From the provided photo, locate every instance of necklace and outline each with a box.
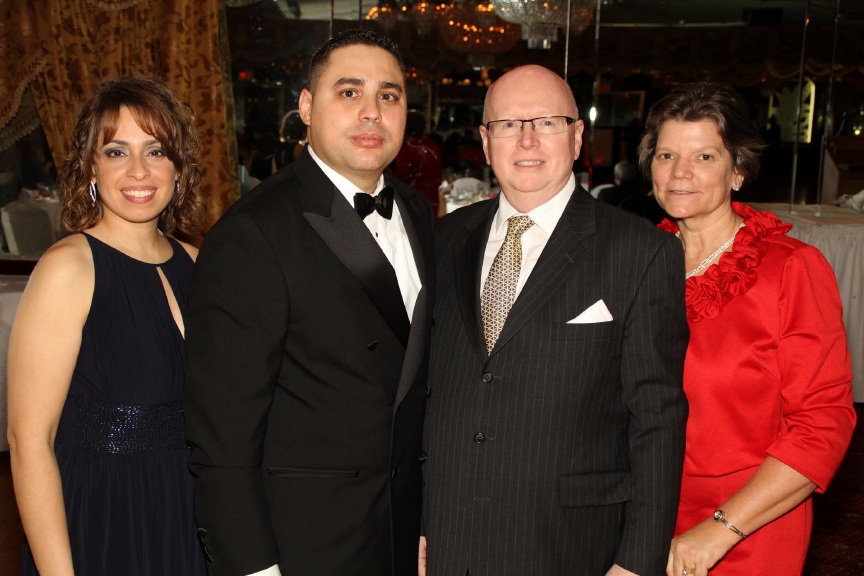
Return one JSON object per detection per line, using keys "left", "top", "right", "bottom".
{"left": 677, "top": 223, "right": 745, "bottom": 279}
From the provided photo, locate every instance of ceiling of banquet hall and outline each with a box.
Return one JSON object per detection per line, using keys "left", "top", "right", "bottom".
{"left": 285, "top": 0, "right": 864, "bottom": 24}
{"left": 229, "top": 0, "right": 864, "bottom": 87}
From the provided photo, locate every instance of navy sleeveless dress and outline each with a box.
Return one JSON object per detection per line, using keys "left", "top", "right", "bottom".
{"left": 21, "top": 233, "right": 206, "bottom": 575}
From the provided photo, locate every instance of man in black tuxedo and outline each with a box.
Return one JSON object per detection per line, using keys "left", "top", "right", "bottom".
{"left": 420, "top": 65, "right": 688, "bottom": 576}
{"left": 184, "top": 30, "right": 433, "bottom": 576}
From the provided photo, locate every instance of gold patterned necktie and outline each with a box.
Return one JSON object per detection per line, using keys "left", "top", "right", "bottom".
{"left": 481, "top": 215, "right": 535, "bottom": 355}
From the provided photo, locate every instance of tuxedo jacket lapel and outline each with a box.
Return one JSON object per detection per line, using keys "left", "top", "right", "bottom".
{"left": 303, "top": 172, "right": 410, "bottom": 349}
{"left": 392, "top": 186, "right": 433, "bottom": 410}
{"left": 490, "top": 191, "right": 597, "bottom": 356}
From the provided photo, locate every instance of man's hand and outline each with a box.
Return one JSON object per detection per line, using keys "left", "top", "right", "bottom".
{"left": 418, "top": 536, "right": 427, "bottom": 576}
{"left": 606, "top": 564, "right": 638, "bottom": 576}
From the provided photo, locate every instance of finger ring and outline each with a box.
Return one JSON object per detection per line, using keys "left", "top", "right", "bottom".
{"left": 683, "top": 569, "right": 696, "bottom": 575}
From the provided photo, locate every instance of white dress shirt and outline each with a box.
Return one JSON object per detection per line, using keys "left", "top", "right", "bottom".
{"left": 246, "top": 147, "right": 422, "bottom": 576}
{"left": 480, "top": 173, "right": 576, "bottom": 299}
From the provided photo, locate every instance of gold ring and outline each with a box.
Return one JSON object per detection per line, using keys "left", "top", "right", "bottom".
{"left": 683, "top": 569, "right": 696, "bottom": 575}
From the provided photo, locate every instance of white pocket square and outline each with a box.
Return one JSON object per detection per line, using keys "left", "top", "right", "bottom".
{"left": 567, "top": 299, "right": 613, "bottom": 324}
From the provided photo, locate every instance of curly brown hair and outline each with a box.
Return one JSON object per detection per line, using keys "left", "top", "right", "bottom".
{"left": 58, "top": 77, "right": 205, "bottom": 236}
{"left": 637, "top": 82, "right": 765, "bottom": 186}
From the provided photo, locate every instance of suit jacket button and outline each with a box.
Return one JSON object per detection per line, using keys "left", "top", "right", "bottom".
{"left": 391, "top": 467, "right": 398, "bottom": 478}
{"left": 366, "top": 340, "right": 378, "bottom": 351}
{"left": 474, "top": 432, "right": 486, "bottom": 444}
{"left": 481, "top": 372, "right": 493, "bottom": 383}
{"left": 425, "top": 386, "right": 431, "bottom": 397}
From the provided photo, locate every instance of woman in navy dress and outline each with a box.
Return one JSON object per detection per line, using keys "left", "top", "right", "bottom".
{"left": 8, "top": 78, "right": 207, "bottom": 575}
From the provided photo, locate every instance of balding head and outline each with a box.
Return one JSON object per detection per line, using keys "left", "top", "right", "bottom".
{"left": 484, "top": 65, "right": 579, "bottom": 124}
{"left": 479, "top": 65, "right": 584, "bottom": 213}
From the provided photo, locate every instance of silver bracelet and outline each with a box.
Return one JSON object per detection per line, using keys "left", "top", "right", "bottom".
{"left": 713, "top": 509, "right": 747, "bottom": 539}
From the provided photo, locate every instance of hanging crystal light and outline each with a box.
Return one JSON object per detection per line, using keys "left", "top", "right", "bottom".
{"left": 491, "top": 0, "right": 595, "bottom": 49}
{"left": 409, "top": 1, "right": 440, "bottom": 36}
{"left": 365, "top": 0, "right": 400, "bottom": 33}
{"left": 437, "top": 2, "right": 521, "bottom": 62}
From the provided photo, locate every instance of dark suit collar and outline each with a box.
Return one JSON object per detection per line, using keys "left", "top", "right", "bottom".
{"left": 490, "top": 189, "right": 596, "bottom": 355}
{"left": 300, "top": 154, "right": 411, "bottom": 349}
{"left": 390, "top": 178, "right": 433, "bottom": 410}
{"left": 454, "top": 199, "right": 498, "bottom": 363}
{"left": 389, "top": 176, "right": 429, "bottom": 302}
{"left": 456, "top": 189, "right": 597, "bottom": 361}
{"left": 295, "top": 149, "right": 433, "bottom": 409}
{"left": 306, "top": 144, "right": 391, "bottom": 207}
{"left": 293, "top": 150, "right": 432, "bottom": 411}
{"left": 292, "top": 148, "right": 337, "bottom": 216}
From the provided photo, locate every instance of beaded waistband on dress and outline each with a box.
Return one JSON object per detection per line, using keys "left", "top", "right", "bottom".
{"left": 73, "top": 395, "right": 188, "bottom": 454}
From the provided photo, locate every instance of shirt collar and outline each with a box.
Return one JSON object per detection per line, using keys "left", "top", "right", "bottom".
{"left": 493, "top": 173, "right": 576, "bottom": 235}
{"left": 308, "top": 144, "right": 385, "bottom": 205}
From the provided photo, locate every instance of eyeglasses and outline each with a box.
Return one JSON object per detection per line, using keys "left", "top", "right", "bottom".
{"left": 483, "top": 116, "right": 576, "bottom": 138}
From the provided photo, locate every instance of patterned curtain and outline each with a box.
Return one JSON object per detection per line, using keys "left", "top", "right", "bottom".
{"left": 0, "top": 0, "right": 240, "bottom": 239}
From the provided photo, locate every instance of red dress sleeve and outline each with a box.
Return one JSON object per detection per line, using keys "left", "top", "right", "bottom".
{"left": 765, "top": 243, "right": 856, "bottom": 492}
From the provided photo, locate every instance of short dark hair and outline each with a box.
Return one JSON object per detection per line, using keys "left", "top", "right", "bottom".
{"left": 59, "top": 77, "right": 205, "bottom": 236}
{"left": 307, "top": 29, "right": 405, "bottom": 93}
{"left": 637, "top": 82, "right": 764, "bottom": 185}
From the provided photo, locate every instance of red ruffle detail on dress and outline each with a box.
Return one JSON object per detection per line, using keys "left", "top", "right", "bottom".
{"left": 658, "top": 202, "right": 793, "bottom": 323}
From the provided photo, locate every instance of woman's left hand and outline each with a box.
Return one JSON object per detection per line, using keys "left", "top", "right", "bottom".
{"left": 666, "top": 517, "right": 741, "bottom": 576}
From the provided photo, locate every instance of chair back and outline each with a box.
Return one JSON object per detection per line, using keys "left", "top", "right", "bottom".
{"left": 450, "top": 177, "right": 483, "bottom": 201}
{"left": 1, "top": 199, "right": 55, "bottom": 258}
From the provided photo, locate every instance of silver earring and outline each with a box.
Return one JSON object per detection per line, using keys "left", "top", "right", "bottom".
{"left": 175, "top": 181, "right": 180, "bottom": 194}
{"left": 89, "top": 181, "right": 97, "bottom": 206}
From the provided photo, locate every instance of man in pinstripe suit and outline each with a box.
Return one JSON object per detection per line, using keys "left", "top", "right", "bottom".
{"left": 420, "top": 65, "right": 689, "bottom": 576}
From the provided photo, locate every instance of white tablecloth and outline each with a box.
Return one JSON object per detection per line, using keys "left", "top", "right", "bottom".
{"left": 33, "top": 197, "right": 61, "bottom": 236}
{"left": 749, "top": 203, "right": 864, "bottom": 401}
{"left": 0, "top": 275, "right": 29, "bottom": 451}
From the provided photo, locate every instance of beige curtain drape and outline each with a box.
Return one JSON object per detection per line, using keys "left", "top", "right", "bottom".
{"left": 0, "top": 0, "right": 240, "bottom": 239}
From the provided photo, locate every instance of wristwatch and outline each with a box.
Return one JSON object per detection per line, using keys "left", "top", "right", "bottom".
{"left": 713, "top": 509, "right": 747, "bottom": 539}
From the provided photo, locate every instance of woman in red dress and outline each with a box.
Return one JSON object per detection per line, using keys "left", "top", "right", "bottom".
{"left": 638, "top": 82, "right": 856, "bottom": 576}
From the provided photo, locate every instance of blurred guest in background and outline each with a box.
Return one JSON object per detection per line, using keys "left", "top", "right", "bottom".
{"left": 273, "top": 109, "right": 307, "bottom": 170}
{"left": 599, "top": 160, "right": 668, "bottom": 224}
{"left": 242, "top": 128, "right": 276, "bottom": 181}
{"left": 0, "top": 147, "right": 20, "bottom": 208}
{"left": 8, "top": 77, "right": 206, "bottom": 575}
{"left": 391, "top": 109, "right": 442, "bottom": 216}
{"left": 456, "top": 128, "right": 486, "bottom": 177}
{"left": 17, "top": 132, "right": 57, "bottom": 190}
{"left": 639, "top": 81, "right": 856, "bottom": 576}
{"left": 597, "top": 160, "right": 641, "bottom": 206}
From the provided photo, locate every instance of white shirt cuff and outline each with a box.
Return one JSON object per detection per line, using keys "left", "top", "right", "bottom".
{"left": 246, "top": 565, "right": 281, "bottom": 576}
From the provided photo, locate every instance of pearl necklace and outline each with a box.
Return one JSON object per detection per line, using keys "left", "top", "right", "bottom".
{"left": 677, "top": 223, "right": 745, "bottom": 279}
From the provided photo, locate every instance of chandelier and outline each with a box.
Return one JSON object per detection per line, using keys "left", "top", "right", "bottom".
{"left": 365, "top": 0, "right": 400, "bottom": 32}
{"left": 409, "top": 1, "right": 441, "bottom": 36}
{"left": 491, "top": 0, "right": 595, "bottom": 49}
{"left": 437, "top": 2, "right": 521, "bottom": 61}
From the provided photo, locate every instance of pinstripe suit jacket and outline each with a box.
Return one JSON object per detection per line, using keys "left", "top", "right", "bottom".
{"left": 423, "top": 188, "right": 689, "bottom": 576}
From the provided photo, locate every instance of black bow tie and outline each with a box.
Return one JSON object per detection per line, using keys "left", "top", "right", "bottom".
{"left": 354, "top": 186, "right": 394, "bottom": 220}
